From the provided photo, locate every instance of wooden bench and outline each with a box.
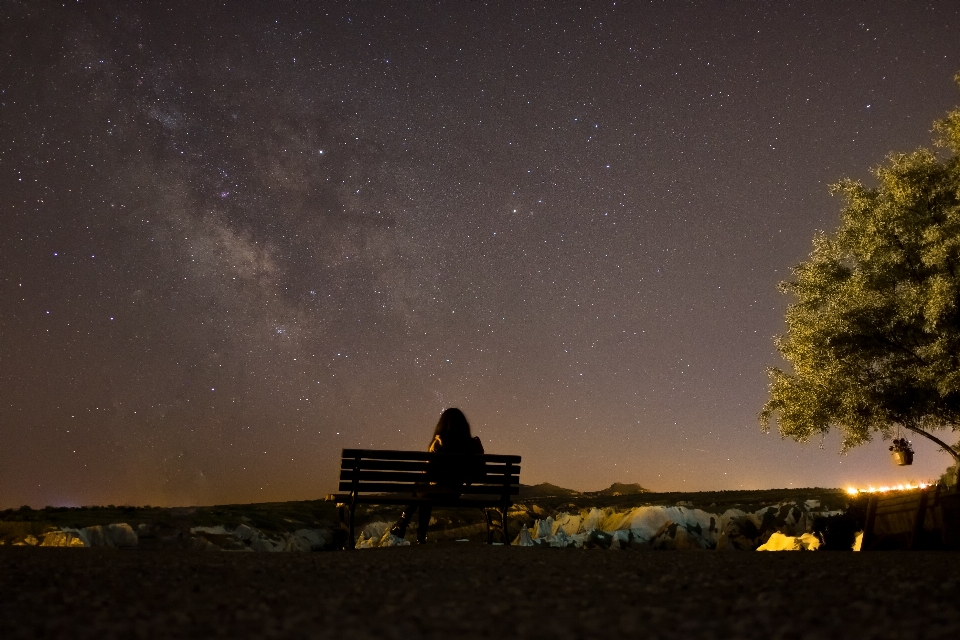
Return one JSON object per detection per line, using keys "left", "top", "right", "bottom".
{"left": 334, "top": 448, "right": 521, "bottom": 549}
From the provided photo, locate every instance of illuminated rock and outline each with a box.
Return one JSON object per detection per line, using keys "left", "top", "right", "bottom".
{"left": 516, "top": 500, "right": 841, "bottom": 550}
{"left": 551, "top": 512, "right": 581, "bottom": 536}
{"left": 756, "top": 532, "right": 821, "bottom": 551}
{"left": 39, "top": 531, "right": 85, "bottom": 547}
{"left": 354, "top": 522, "right": 409, "bottom": 549}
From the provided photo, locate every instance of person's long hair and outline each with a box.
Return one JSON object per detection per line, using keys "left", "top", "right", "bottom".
{"left": 432, "top": 408, "right": 471, "bottom": 446}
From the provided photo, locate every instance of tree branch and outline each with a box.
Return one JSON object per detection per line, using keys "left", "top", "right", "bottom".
{"left": 901, "top": 423, "right": 960, "bottom": 465}
{"left": 878, "top": 335, "right": 929, "bottom": 367}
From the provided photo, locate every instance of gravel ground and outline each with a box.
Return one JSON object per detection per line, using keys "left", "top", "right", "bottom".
{"left": 2, "top": 545, "right": 959, "bottom": 639}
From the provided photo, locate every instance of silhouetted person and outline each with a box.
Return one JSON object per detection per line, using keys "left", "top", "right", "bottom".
{"left": 390, "top": 407, "right": 484, "bottom": 543}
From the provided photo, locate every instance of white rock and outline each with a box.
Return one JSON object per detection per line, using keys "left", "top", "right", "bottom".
{"left": 74, "top": 523, "right": 137, "bottom": 548}
{"left": 188, "top": 536, "right": 220, "bottom": 551}
{"left": 610, "top": 530, "right": 630, "bottom": 550}
{"left": 290, "top": 528, "right": 330, "bottom": 551}
{"left": 83, "top": 526, "right": 106, "bottom": 547}
{"left": 105, "top": 523, "right": 138, "bottom": 547}
{"left": 232, "top": 524, "right": 260, "bottom": 541}
{"left": 377, "top": 530, "right": 410, "bottom": 547}
{"left": 512, "top": 525, "right": 535, "bottom": 546}
{"left": 549, "top": 528, "right": 570, "bottom": 548}
{"left": 283, "top": 534, "right": 312, "bottom": 552}
{"left": 533, "top": 517, "right": 553, "bottom": 540}
{"left": 250, "top": 536, "right": 284, "bottom": 552}
{"left": 191, "top": 526, "right": 229, "bottom": 536}
{"left": 360, "top": 521, "right": 390, "bottom": 541}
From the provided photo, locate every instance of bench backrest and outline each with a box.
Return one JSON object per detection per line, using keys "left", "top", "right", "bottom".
{"left": 339, "top": 449, "right": 521, "bottom": 500}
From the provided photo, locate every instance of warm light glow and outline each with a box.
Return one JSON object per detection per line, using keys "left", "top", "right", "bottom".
{"left": 845, "top": 482, "right": 929, "bottom": 495}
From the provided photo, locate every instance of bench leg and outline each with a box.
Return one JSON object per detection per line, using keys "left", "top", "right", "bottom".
{"left": 484, "top": 509, "right": 495, "bottom": 544}
{"left": 483, "top": 507, "right": 510, "bottom": 545}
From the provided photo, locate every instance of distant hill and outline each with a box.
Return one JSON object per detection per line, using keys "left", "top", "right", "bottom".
{"left": 586, "top": 482, "right": 649, "bottom": 497}
{"left": 517, "top": 482, "right": 649, "bottom": 499}
{"left": 517, "top": 483, "right": 582, "bottom": 499}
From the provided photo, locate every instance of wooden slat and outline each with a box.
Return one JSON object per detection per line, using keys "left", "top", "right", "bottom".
{"left": 333, "top": 495, "right": 511, "bottom": 507}
{"left": 875, "top": 498, "right": 926, "bottom": 514}
{"left": 876, "top": 505, "right": 923, "bottom": 515}
{"left": 340, "top": 470, "right": 520, "bottom": 484}
{"left": 341, "top": 459, "right": 431, "bottom": 472}
{"left": 340, "top": 459, "right": 520, "bottom": 474}
{"left": 435, "top": 487, "right": 517, "bottom": 496}
{"left": 874, "top": 492, "right": 925, "bottom": 508}
{"left": 337, "top": 482, "right": 519, "bottom": 494}
{"left": 338, "top": 481, "right": 519, "bottom": 495}
{"left": 341, "top": 448, "right": 521, "bottom": 464}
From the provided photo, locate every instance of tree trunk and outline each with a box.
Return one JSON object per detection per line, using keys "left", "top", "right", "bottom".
{"left": 902, "top": 424, "right": 960, "bottom": 487}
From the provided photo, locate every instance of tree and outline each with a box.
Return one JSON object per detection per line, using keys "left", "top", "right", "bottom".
{"left": 761, "top": 73, "right": 960, "bottom": 482}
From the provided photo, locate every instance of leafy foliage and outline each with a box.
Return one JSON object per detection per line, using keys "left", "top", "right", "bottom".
{"left": 762, "top": 73, "right": 960, "bottom": 464}
{"left": 940, "top": 459, "right": 959, "bottom": 488}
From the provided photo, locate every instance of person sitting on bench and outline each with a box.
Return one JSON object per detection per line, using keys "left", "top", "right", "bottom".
{"left": 390, "top": 407, "right": 484, "bottom": 543}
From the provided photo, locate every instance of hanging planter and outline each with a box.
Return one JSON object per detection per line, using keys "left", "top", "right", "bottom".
{"left": 890, "top": 438, "right": 914, "bottom": 466}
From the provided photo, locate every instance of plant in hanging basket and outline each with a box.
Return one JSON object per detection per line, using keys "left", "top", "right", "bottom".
{"left": 889, "top": 437, "right": 914, "bottom": 466}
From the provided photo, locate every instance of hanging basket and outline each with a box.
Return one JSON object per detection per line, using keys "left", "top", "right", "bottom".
{"left": 892, "top": 450, "right": 914, "bottom": 466}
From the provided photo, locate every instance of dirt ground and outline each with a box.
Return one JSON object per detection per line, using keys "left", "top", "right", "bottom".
{"left": 2, "top": 545, "right": 959, "bottom": 639}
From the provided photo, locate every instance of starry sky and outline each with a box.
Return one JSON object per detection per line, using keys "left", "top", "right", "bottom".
{"left": 2, "top": 1, "right": 960, "bottom": 509}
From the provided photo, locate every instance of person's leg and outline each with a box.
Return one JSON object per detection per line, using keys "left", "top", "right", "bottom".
{"left": 390, "top": 504, "right": 418, "bottom": 538}
{"left": 417, "top": 503, "right": 432, "bottom": 544}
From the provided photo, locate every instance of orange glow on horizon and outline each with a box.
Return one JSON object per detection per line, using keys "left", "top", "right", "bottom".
{"left": 845, "top": 482, "right": 929, "bottom": 495}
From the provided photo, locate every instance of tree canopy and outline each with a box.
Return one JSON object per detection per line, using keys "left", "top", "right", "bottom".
{"left": 761, "top": 73, "right": 960, "bottom": 470}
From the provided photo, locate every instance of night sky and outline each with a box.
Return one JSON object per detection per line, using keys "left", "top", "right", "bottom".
{"left": 3, "top": 2, "right": 960, "bottom": 509}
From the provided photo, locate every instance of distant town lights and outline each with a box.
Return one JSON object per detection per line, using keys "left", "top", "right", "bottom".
{"left": 846, "top": 482, "right": 928, "bottom": 495}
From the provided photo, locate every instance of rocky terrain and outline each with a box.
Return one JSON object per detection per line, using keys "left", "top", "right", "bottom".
{"left": 1, "top": 486, "right": 860, "bottom": 551}
{"left": 358, "top": 486, "right": 859, "bottom": 550}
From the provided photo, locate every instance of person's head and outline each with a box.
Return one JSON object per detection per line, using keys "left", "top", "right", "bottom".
{"left": 433, "top": 407, "right": 471, "bottom": 443}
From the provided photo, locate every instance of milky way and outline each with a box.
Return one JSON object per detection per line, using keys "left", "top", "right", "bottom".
{"left": 3, "top": 1, "right": 960, "bottom": 508}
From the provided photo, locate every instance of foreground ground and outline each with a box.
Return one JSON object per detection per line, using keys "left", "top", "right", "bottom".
{"left": 2, "top": 545, "right": 959, "bottom": 639}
